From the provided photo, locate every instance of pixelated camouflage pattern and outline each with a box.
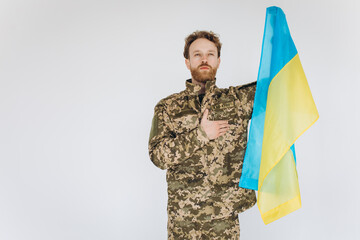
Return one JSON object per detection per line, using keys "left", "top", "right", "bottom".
{"left": 168, "top": 213, "right": 240, "bottom": 240}
{"left": 149, "top": 79, "right": 257, "bottom": 224}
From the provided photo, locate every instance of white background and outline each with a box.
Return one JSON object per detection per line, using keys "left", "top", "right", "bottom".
{"left": 1, "top": 0, "right": 359, "bottom": 239}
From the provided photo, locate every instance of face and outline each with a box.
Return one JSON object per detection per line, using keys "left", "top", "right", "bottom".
{"left": 185, "top": 38, "right": 221, "bottom": 83}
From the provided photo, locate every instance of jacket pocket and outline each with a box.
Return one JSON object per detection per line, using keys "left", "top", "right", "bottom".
{"left": 210, "top": 101, "right": 237, "bottom": 124}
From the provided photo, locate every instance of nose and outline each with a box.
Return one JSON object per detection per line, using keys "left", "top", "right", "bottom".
{"left": 201, "top": 56, "right": 208, "bottom": 63}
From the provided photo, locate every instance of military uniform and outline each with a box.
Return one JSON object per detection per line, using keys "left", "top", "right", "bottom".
{"left": 148, "top": 79, "right": 257, "bottom": 239}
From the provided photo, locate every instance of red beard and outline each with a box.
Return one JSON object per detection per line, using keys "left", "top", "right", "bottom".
{"left": 190, "top": 64, "right": 218, "bottom": 83}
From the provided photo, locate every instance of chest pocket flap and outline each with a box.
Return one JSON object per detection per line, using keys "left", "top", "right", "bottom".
{"left": 210, "top": 100, "right": 238, "bottom": 124}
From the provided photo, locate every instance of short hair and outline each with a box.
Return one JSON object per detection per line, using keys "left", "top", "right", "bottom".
{"left": 183, "top": 30, "right": 222, "bottom": 59}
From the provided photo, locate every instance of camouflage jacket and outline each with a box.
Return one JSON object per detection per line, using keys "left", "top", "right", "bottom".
{"left": 148, "top": 79, "right": 257, "bottom": 222}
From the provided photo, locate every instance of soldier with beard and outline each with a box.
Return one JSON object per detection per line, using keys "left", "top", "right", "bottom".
{"left": 148, "top": 31, "right": 257, "bottom": 240}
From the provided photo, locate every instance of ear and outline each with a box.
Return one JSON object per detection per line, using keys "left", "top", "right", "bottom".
{"left": 217, "top": 57, "right": 221, "bottom": 68}
{"left": 185, "top": 58, "right": 191, "bottom": 70}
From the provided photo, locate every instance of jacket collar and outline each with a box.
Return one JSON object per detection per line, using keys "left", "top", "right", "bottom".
{"left": 185, "top": 78, "right": 219, "bottom": 95}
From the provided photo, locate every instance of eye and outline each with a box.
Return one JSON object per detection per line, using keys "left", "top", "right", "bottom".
{"left": 194, "top": 53, "right": 200, "bottom": 56}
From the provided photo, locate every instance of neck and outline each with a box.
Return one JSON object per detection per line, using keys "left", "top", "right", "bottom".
{"left": 191, "top": 78, "right": 206, "bottom": 94}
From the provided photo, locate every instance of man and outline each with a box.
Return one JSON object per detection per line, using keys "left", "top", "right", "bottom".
{"left": 148, "top": 31, "right": 256, "bottom": 240}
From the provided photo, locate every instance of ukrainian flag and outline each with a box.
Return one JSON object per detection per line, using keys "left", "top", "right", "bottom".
{"left": 239, "top": 6, "right": 319, "bottom": 224}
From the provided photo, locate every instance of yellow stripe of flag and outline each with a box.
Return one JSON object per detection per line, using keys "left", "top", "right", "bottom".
{"left": 258, "top": 54, "right": 319, "bottom": 224}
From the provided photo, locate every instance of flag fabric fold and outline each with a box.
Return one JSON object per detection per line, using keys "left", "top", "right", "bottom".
{"left": 239, "top": 6, "right": 319, "bottom": 224}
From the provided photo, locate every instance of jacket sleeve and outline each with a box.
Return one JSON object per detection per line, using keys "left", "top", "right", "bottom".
{"left": 233, "top": 81, "right": 257, "bottom": 119}
{"left": 148, "top": 102, "right": 210, "bottom": 170}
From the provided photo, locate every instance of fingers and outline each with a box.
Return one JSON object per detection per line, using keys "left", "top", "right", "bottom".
{"left": 218, "top": 130, "right": 228, "bottom": 137}
{"left": 218, "top": 122, "right": 229, "bottom": 127}
{"left": 216, "top": 120, "right": 229, "bottom": 124}
{"left": 218, "top": 126, "right": 229, "bottom": 133}
{"left": 218, "top": 127, "right": 229, "bottom": 133}
{"left": 217, "top": 123, "right": 230, "bottom": 136}
{"left": 216, "top": 121, "right": 229, "bottom": 133}
{"left": 218, "top": 131, "right": 227, "bottom": 137}
{"left": 217, "top": 122, "right": 229, "bottom": 128}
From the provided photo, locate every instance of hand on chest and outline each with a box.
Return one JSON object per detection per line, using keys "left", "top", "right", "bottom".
{"left": 170, "top": 94, "right": 246, "bottom": 135}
